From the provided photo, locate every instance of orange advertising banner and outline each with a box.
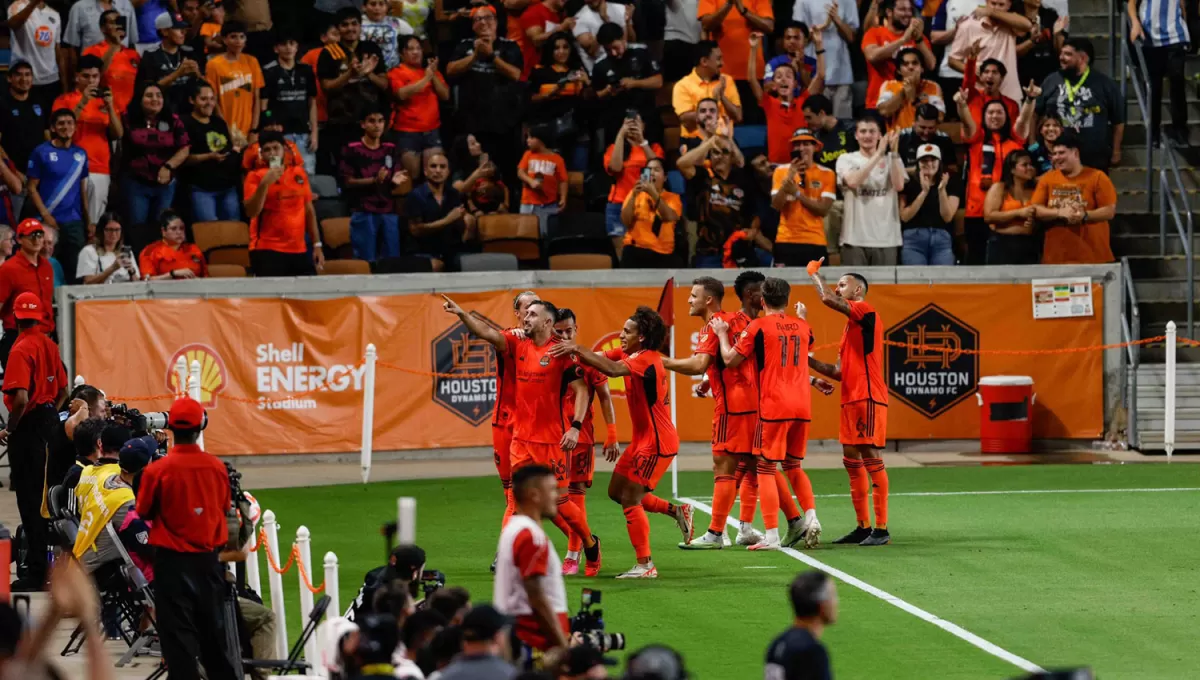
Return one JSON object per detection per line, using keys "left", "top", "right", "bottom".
{"left": 74, "top": 283, "right": 1104, "bottom": 456}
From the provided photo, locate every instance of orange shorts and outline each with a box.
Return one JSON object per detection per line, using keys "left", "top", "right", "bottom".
{"left": 754, "top": 420, "right": 810, "bottom": 461}
{"left": 840, "top": 400, "right": 887, "bottom": 448}
{"left": 510, "top": 439, "right": 569, "bottom": 486}
{"left": 568, "top": 443, "right": 594, "bottom": 486}
{"left": 492, "top": 424, "right": 513, "bottom": 481}
{"left": 713, "top": 412, "right": 756, "bottom": 455}
{"left": 613, "top": 446, "right": 677, "bottom": 491}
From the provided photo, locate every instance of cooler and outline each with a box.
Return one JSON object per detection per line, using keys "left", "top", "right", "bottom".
{"left": 976, "top": 376, "right": 1035, "bottom": 454}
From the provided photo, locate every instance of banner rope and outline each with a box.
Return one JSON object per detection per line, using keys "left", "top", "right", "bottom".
{"left": 257, "top": 528, "right": 325, "bottom": 594}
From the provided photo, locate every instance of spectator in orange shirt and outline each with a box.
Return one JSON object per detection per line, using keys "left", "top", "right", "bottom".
{"left": 205, "top": 20, "right": 264, "bottom": 142}
{"left": 861, "top": 0, "right": 935, "bottom": 109}
{"left": 244, "top": 131, "right": 325, "bottom": 277}
{"left": 876, "top": 47, "right": 944, "bottom": 130}
{"left": 240, "top": 114, "right": 303, "bottom": 172}
{"left": 604, "top": 115, "right": 663, "bottom": 255}
{"left": 698, "top": 0, "right": 774, "bottom": 88}
{"left": 620, "top": 157, "right": 682, "bottom": 268}
{"left": 770, "top": 128, "right": 836, "bottom": 266}
{"left": 199, "top": 0, "right": 225, "bottom": 54}
{"left": 138, "top": 210, "right": 208, "bottom": 279}
{"left": 748, "top": 31, "right": 824, "bottom": 165}
{"left": 516, "top": 125, "right": 568, "bottom": 238}
{"left": 673, "top": 40, "right": 742, "bottom": 141}
{"left": 1031, "top": 131, "right": 1116, "bottom": 265}
{"left": 53, "top": 55, "right": 123, "bottom": 230}
{"left": 301, "top": 20, "right": 341, "bottom": 134}
{"left": 82, "top": 10, "right": 140, "bottom": 115}
{"left": 388, "top": 34, "right": 449, "bottom": 180}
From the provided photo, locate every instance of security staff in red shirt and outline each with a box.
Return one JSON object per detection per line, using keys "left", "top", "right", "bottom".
{"left": 135, "top": 396, "right": 237, "bottom": 680}
{"left": 0, "top": 292, "right": 68, "bottom": 591}
{"left": 0, "top": 219, "right": 55, "bottom": 367}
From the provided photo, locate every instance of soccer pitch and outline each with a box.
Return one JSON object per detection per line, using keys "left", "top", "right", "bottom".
{"left": 253, "top": 463, "right": 1200, "bottom": 679}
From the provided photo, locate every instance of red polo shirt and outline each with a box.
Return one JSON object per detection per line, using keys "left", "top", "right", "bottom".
{"left": 0, "top": 254, "right": 55, "bottom": 332}
{"left": 135, "top": 443, "right": 231, "bottom": 553}
{"left": 1, "top": 330, "right": 66, "bottom": 411}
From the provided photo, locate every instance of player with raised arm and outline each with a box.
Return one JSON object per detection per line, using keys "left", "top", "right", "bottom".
{"left": 553, "top": 307, "right": 620, "bottom": 576}
{"left": 443, "top": 295, "right": 605, "bottom": 575}
{"left": 712, "top": 277, "right": 833, "bottom": 551}
{"left": 496, "top": 291, "right": 540, "bottom": 528}
{"left": 806, "top": 260, "right": 891, "bottom": 546}
{"left": 550, "top": 306, "right": 691, "bottom": 579}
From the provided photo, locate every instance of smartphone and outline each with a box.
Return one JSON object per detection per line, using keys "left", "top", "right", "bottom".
{"left": 269, "top": 156, "right": 283, "bottom": 170}
{"left": 640, "top": 167, "right": 652, "bottom": 182}
{"left": 625, "top": 108, "right": 639, "bottom": 120}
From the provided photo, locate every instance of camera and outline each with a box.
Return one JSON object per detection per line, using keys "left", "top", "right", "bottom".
{"left": 420, "top": 569, "right": 445, "bottom": 599}
{"left": 109, "top": 403, "right": 169, "bottom": 437}
{"left": 569, "top": 589, "right": 625, "bottom": 652}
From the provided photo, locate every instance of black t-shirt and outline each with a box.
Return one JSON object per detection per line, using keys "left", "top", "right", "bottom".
{"left": 316, "top": 40, "right": 388, "bottom": 127}
{"left": 765, "top": 627, "right": 832, "bottom": 680}
{"left": 901, "top": 174, "right": 962, "bottom": 231}
{"left": 591, "top": 45, "right": 660, "bottom": 122}
{"left": 136, "top": 45, "right": 207, "bottom": 114}
{"left": 686, "top": 165, "right": 756, "bottom": 257}
{"left": 449, "top": 37, "right": 525, "bottom": 132}
{"left": 898, "top": 129, "right": 957, "bottom": 172}
{"left": 528, "top": 65, "right": 585, "bottom": 123}
{"left": 813, "top": 120, "right": 857, "bottom": 169}
{"left": 0, "top": 92, "right": 48, "bottom": 172}
{"left": 181, "top": 114, "right": 242, "bottom": 192}
{"left": 261, "top": 62, "right": 318, "bottom": 135}
{"left": 1015, "top": 7, "right": 1060, "bottom": 89}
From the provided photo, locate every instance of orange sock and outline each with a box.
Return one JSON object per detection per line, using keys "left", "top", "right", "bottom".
{"left": 502, "top": 485, "right": 514, "bottom": 528}
{"left": 843, "top": 456, "right": 870, "bottom": 528}
{"left": 567, "top": 489, "right": 587, "bottom": 553}
{"left": 709, "top": 475, "right": 737, "bottom": 533}
{"left": 776, "top": 469, "right": 800, "bottom": 522}
{"left": 623, "top": 505, "right": 652, "bottom": 561}
{"left": 736, "top": 464, "right": 758, "bottom": 523}
{"left": 554, "top": 493, "right": 593, "bottom": 547}
{"left": 863, "top": 457, "right": 889, "bottom": 530}
{"left": 756, "top": 459, "right": 780, "bottom": 530}
{"left": 641, "top": 493, "right": 672, "bottom": 515}
{"left": 782, "top": 460, "right": 816, "bottom": 513}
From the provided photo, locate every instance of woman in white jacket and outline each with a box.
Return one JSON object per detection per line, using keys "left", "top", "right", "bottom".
{"left": 76, "top": 212, "right": 140, "bottom": 284}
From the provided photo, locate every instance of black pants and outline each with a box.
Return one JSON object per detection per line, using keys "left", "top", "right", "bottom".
{"left": 963, "top": 217, "right": 989, "bottom": 265}
{"left": 621, "top": 244, "right": 680, "bottom": 269}
{"left": 774, "top": 242, "right": 828, "bottom": 268}
{"left": 0, "top": 327, "right": 17, "bottom": 369}
{"left": 986, "top": 233, "right": 1041, "bottom": 265}
{"left": 250, "top": 250, "right": 315, "bottom": 278}
{"left": 1144, "top": 43, "right": 1189, "bottom": 142}
{"left": 154, "top": 549, "right": 238, "bottom": 680}
{"left": 10, "top": 404, "right": 58, "bottom": 583}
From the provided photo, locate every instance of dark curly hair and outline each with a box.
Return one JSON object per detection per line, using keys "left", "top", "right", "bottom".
{"left": 631, "top": 306, "right": 667, "bottom": 352}
{"left": 734, "top": 270, "right": 766, "bottom": 301}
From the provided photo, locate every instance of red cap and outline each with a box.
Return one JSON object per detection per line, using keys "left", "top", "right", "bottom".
{"left": 12, "top": 292, "right": 42, "bottom": 321}
{"left": 469, "top": 5, "right": 496, "bottom": 18}
{"left": 16, "top": 218, "right": 44, "bottom": 238}
{"left": 168, "top": 396, "right": 206, "bottom": 430}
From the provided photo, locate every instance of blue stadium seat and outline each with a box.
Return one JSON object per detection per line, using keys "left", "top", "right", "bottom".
{"left": 667, "top": 170, "right": 686, "bottom": 196}
{"left": 734, "top": 125, "right": 767, "bottom": 151}
{"left": 568, "top": 143, "right": 589, "bottom": 172}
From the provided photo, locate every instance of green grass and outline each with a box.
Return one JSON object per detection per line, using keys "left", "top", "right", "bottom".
{"left": 252, "top": 464, "right": 1200, "bottom": 679}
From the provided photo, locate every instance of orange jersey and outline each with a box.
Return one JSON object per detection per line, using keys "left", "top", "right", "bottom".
{"left": 772, "top": 164, "right": 836, "bottom": 245}
{"left": 734, "top": 312, "right": 814, "bottom": 421}
{"left": 301, "top": 47, "right": 328, "bottom": 123}
{"left": 605, "top": 348, "right": 680, "bottom": 455}
{"left": 562, "top": 365, "right": 607, "bottom": 446}
{"left": 838, "top": 299, "right": 887, "bottom": 405}
{"left": 695, "top": 310, "right": 757, "bottom": 415}
{"left": 82, "top": 42, "right": 140, "bottom": 114}
{"left": 504, "top": 334, "right": 582, "bottom": 445}
{"left": 52, "top": 92, "right": 112, "bottom": 174}
{"left": 493, "top": 327, "right": 521, "bottom": 427}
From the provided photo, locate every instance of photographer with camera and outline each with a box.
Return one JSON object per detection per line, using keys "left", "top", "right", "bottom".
{"left": 50, "top": 384, "right": 108, "bottom": 486}
{"left": 135, "top": 395, "right": 238, "bottom": 680}
{"left": 437, "top": 604, "right": 518, "bottom": 680}
{"left": 558, "top": 646, "right": 615, "bottom": 679}
{"left": 349, "top": 543, "right": 428, "bottom": 622}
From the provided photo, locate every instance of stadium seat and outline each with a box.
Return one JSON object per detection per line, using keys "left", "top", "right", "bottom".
{"left": 939, "top": 122, "right": 963, "bottom": 142}
{"left": 320, "top": 259, "right": 371, "bottom": 275}
{"left": 310, "top": 174, "right": 340, "bottom": 199}
{"left": 314, "top": 197, "right": 350, "bottom": 222}
{"left": 664, "top": 126, "right": 681, "bottom": 153}
{"left": 549, "top": 253, "right": 612, "bottom": 270}
{"left": 547, "top": 212, "right": 614, "bottom": 260}
{"left": 567, "top": 171, "right": 585, "bottom": 212}
{"left": 319, "top": 217, "right": 354, "bottom": 259}
{"left": 733, "top": 125, "right": 767, "bottom": 152}
{"left": 459, "top": 252, "right": 519, "bottom": 272}
{"left": 479, "top": 214, "right": 540, "bottom": 263}
{"left": 192, "top": 221, "right": 251, "bottom": 267}
{"left": 376, "top": 256, "right": 434, "bottom": 274}
{"left": 666, "top": 170, "right": 686, "bottom": 196}
{"left": 207, "top": 264, "right": 248, "bottom": 278}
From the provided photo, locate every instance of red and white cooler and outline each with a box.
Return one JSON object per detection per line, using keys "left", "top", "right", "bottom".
{"left": 976, "top": 376, "right": 1035, "bottom": 454}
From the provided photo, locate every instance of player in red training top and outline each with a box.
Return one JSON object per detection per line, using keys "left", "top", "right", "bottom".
{"left": 807, "top": 260, "right": 891, "bottom": 546}
{"left": 713, "top": 277, "right": 834, "bottom": 550}
{"left": 552, "top": 307, "right": 619, "bottom": 576}
{"left": 443, "top": 295, "right": 604, "bottom": 574}
{"left": 494, "top": 290, "right": 540, "bottom": 530}
{"left": 551, "top": 306, "right": 691, "bottom": 579}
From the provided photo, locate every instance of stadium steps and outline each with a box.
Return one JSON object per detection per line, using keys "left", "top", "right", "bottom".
{"left": 1134, "top": 364, "right": 1200, "bottom": 450}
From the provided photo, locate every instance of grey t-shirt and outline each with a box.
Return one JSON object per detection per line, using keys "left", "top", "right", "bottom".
{"left": 1036, "top": 69, "right": 1125, "bottom": 168}
{"left": 437, "top": 654, "right": 517, "bottom": 680}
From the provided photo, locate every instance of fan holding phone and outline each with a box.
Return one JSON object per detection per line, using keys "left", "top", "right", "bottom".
{"left": 75, "top": 212, "right": 141, "bottom": 284}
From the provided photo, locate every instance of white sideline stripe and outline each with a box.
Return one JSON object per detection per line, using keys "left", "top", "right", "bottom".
{"left": 686, "top": 487, "right": 1200, "bottom": 502}
{"left": 679, "top": 496, "right": 1046, "bottom": 675}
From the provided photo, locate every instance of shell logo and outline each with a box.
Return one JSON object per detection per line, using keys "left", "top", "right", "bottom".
{"left": 591, "top": 331, "right": 626, "bottom": 398}
{"left": 165, "top": 344, "right": 228, "bottom": 407}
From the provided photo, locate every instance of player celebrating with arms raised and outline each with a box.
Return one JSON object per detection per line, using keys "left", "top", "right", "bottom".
{"left": 806, "top": 261, "right": 891, "bottom": 546}
{"left": 495, "top": 291, "right": 540, "bottom": 529}
{"left": 443, "top": 295, "right": 605, "bottom": 574}
{"left": 550, "top": 306, "right": 692, "bottom": 579}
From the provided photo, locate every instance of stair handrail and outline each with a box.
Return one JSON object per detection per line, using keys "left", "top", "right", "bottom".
{"left": 1121, "top": 256, "right": 1140, "bottom": 446}
{"left": 1122, "top": 15, "right": 1195, "bottom": 338}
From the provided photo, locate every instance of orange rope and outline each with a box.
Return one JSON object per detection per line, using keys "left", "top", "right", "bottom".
{"left": 257, "top": 528, "right": 325, "bottom": 594}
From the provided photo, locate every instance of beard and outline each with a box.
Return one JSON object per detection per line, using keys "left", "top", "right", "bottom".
{"left": 1059, "top": 64, "right": 1081, "bottom": 79}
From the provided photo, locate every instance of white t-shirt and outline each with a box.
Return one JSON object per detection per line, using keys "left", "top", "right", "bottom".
{"left": 836, "top": 151, "right": 902, "bottom": 248}
{"left": 665, "top": 0, "right": 701, "bottom": 44}
{"left": 494, "top": 515, "right": 566, "bottom": 630}
{"left": 362, "top": 16, "right": 415, "bottom": 70}
{"left": 574, "top": 2, "right": 629, "bottom": 74}
{"left": 937, "top": 0, "right": 978, "bottom": 78}
{"left": 8, "top": 1, "right": 62, "bottom": 86}
{"left": 76, "top": 244, "right": 140, "bottom": 283}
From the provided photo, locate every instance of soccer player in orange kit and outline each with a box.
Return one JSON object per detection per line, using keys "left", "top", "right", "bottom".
{"left": 444, "top": 294, "right": 604, "bottom": 575}
{"left": 806, "top": 259, "right": 891, "bottom": 546}
{"left": 712, "top": 277, "right": 834, "bottom": 550}
{"left": 550, "top": 306, "right": 692, "bottom": 579}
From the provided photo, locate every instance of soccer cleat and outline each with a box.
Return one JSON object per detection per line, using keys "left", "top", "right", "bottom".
{"left": 803, "top": 517, "right": 822, "bottom": 550}
{"left": 615, "top": 562, "right": 658, "bottom": 579}
{"left": 490, "top": 554, "right": 497, "bottom": 573}
{"left": 584, "top": 535, "right": 602, "bottom": 577}
{"left": 673, "top": 503, "right": 694, "bottom": 544}
{"left": 722, "top": 533, "right": 732, "bottom": 547}
{"left": 859, "top": 528, "right": 891, "bottom": 546}
{"left": 747, "top": 539, "right": 781, "bottom": 551}
{"left": 833, "top": 527, "right": 873, "bottom": 545}
{"left": 782, "top": 517, "right": 807, "bottom": 548}
{"left": 562, "top": 557, "right": 579, "bottom": 575}
{"left": 679, "top": 530, "right": 724, "bottom": 550}
{"left": 736, "top": 524, "right": 765, "bottom": 546}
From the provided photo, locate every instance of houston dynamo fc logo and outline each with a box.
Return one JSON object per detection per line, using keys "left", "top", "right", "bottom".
{"left": 432, "top": 313, "right": 501, "bottom": 425}
{"left": 591, "top": 331, "right": 626, "bottom": 398}
{"left": 166, "top": 344, "right": 228, "bottom": 407}
{"left": 885, "top": 304, "right": 979, "bottom": 419}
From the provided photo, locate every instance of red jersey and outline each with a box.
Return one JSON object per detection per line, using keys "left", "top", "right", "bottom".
{"left": 839, "top": 300, "right": 888, "bottom": 405}
{"left": 492, "top": 327, "right": 521, "bottom": 428}
{"left": 561, "top": 365, "right": 607, "bottom": 446}
{"left": 135, "top": 443, "right": 232, "bottom": 553}
{"left": 695, "top": 310, "right": 758, "bottom": 416}
{"left": 503, "top": 334, "right": 582, "bottom": 444}
{"left": 605, "top": 348, "right": 680, "bottom": 455}
{"left": 1, "top": 330, "right": 65, "bottom": 411}
{"left": 0, "top": 254, "right": 55, "bottom": 332}
{"left": 734, "top": 312, "right": 814, "bottom": 421}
